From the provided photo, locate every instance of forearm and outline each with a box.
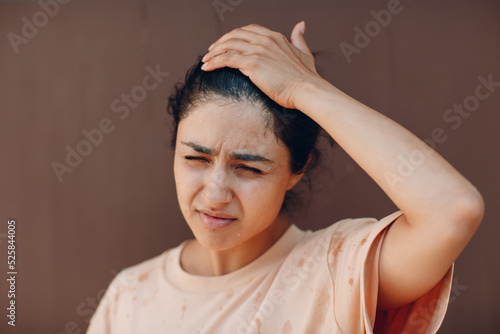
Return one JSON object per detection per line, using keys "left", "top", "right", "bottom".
{"left": 296, "top": 78, "right": 484, "bottom": 228}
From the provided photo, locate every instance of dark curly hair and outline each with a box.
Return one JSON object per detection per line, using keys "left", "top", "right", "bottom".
{"left": 166, "top": 55, "right": 331, "bottom": 214}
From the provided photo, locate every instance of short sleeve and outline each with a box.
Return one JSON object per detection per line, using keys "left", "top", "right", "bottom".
{"left": 327, "top": 211, "right": 454, "bottom": 334}
{"left": 86, "top": 270, "right": 127, "bottom": 334}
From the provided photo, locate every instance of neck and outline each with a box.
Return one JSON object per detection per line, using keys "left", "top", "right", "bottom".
{"left": 182, "top": 212, "right": 291, "bottom": 276}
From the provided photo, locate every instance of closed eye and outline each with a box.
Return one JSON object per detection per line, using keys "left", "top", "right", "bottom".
{"left": 184, "top": 156, "right": 208, "bottom": 162}
{"left": 237, "top": 165, "right": 262, "bottom": 174}
{"left": 184, "top": 156, "right": 262, "bottom": 174}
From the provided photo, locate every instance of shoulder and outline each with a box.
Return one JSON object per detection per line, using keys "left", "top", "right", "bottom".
{"left": 122, "top": 250, "right": 168, "bottom": 277}
{"left": 296, "top": 211, "right": 403, "bottom": 249}
{"left": 104, "top": 246, "right": 180, "bottom": 296}
{"left": 285, "top": 211, "right": 403, "bottom": 280}
{"left": 88, "top": 246, "right": 182, "bottom": 332}
{"left": 121, "top": 245, "right": 182, "bottom": 285}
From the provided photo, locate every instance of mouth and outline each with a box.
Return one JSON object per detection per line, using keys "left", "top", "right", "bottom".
{"left": 197, "top": 210, "right": 237, "bottom": 230}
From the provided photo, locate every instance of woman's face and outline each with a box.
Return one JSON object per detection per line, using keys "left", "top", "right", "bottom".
{"left": 173, "top": 99, "right": 304, "bottom": 251}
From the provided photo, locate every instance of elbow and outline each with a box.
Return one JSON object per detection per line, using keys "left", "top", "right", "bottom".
{"left": 460, "top": 186, "right": 484, "bottom": 227}
{"left": 449, "top": 186, "right": 485, "bottom": 239}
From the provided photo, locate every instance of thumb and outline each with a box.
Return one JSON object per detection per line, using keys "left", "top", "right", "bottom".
{"left": 290, "top": 21, "right": 312, "bottom": 56}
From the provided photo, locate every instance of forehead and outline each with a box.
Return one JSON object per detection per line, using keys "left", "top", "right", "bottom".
{"left": 176, "top": 100, "right": 286, "bottom": 156}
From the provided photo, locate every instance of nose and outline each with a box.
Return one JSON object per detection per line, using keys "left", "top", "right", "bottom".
{"left": 201, "top": 167, "right": 233, "bottom": 206}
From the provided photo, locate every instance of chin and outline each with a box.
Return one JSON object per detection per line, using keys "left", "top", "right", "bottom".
{"left": 188, "top": 219, "right": 244, "bottom": 251}
{"left": 194, "top": 231, "right": 243, "bottom": 251}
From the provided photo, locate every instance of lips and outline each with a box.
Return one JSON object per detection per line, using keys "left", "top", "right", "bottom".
{"left": 197, "top": 209, "right": 237, "bottom": 230}
{"left": 198, "top": 209, "right": 236, "bottom": 220}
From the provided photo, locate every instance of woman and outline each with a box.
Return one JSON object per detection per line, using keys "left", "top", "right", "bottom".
{"left": 87, "top": 21, "right": 484, "bottom": 333}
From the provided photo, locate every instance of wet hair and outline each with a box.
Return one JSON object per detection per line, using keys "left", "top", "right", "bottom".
{"left": 166, "top": 55, "right": 332, "bottom": 214}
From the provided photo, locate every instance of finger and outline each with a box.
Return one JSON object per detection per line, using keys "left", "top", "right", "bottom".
{"left": 290, "top": 21, "right": 313, "bottom": 57}
{"left": 201, "top": 51, "right": 250, "bottom": 75}
{"left": 209, "top": 24, "right": 291, "bottom": 58}
{"left": 289, "top": 21, "right": 317, "bottom": 73}
{"left": 240, "top": 23, "right": 311, "bottom": 65}
{"left": 238, "top": 23, "right": 275, "bottom": 36}
{"left": 208, "top": 27, "right": 299, "bottom": 68}
{"left": 239, "top": 25, "right": 305, "bottom": 63}
{"left": 203, "top": 38, "right": 257, "bottom": 63}
{"left": 206, "top": 23, "right": 309, "bottom": 72}
{"left": 208, "top": 27, "right": 264, "bottom": 51}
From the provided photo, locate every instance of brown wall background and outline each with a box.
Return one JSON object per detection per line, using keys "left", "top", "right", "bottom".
{"left": 1, "top": 0, "right": 499, "bottom": 333}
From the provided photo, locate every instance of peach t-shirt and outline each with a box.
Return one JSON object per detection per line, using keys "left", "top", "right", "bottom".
{"left": 86, "top": 211, "right": 453, "bottom": 334}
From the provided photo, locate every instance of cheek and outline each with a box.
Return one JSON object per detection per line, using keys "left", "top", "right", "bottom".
{"left": 237, "top": 177, "right": 288, "bottom": 213}
{"left": 173, "top": 161, "right": 203, "bottom": 205}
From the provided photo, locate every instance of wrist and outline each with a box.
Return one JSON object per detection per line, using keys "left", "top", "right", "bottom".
{"left": 294, "top": 76, "right": 344, "bottom": 113}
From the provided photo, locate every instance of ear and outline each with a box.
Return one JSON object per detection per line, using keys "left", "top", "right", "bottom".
{"left": 285, "top": 153, "right": 313, "bottom": 191}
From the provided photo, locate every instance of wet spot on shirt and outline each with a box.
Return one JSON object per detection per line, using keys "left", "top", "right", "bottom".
{"left": 132, "top": 295, "right": 137, "bottom": 301}
{"left": 226, "top": 289, "right": 234, "bottom": 299}
{"left": 219, "top": 305, "right": 223, "bottom": 310}
{"left": 305, "top": 286, "right": 331, "bottom": 333}
{"left": 331, "top": 237, "right": 345, "bottom": 257}
{"left": 360, "top": 238, "right": 367, "bottom": 245}
{"left": 253, "top": 292, "right": 262, "bottom": 304}
{"left": 138, "top": 272, "right": 149, "bottom": 282}
{"left": 329, "top": 231, "right": 345, "bottom": 258}
{"left": 298, "top": 258, "right": 306, "bottom": 267}
{"left": 348, "top": 278, "right": 354, "bottom": 286}
{"left": 142, "top": 298, "right": 149, "bottom": 307}
{"left": 256, "top": 318, "right": 262, "bottom": 334}
{"left": 181, "top": 305, "right": 186, "bottom": 321}
{"left": 282, "top": 320, "right": 292, "bottom": 334}
{"left": 348, "top": 265, "right": 351, "bottom": 271}
{"left": 126, "top": 312, "right": 130, "bottom": 319}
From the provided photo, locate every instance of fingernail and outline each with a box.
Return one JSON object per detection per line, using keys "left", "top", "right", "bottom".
{"left": 208, "top": 43, "right": 214, "bottom": 51}
{"left": 300, "top": 21, "right": 305, "bottom": 34}
{"left": 201, "top": 63, "right": 207, "bottom": 70}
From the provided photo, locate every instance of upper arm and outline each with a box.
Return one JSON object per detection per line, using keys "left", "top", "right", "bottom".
{"left": 376, "top": 210, "right": 481, "bottom": 310}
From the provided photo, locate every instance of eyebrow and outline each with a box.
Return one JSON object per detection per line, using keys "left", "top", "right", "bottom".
{"left": 181, "top": 141, "right": 275, "bottom": 164}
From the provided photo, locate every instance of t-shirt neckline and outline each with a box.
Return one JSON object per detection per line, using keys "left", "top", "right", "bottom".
{"left": 164, "top": 224, "right": 306, "bottom": 293}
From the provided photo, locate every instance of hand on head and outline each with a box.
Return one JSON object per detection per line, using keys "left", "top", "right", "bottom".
{"left": 201, "top": 21, "right": 322, "bottom": 110}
